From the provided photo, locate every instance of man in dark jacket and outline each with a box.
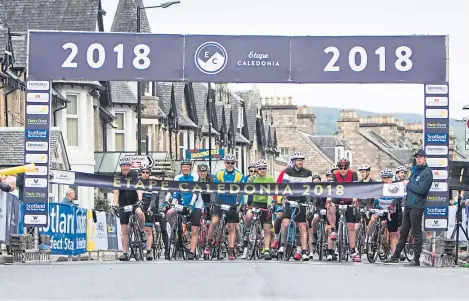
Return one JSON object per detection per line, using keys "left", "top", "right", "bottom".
{"left": 385, "top": 149, "right": 433, "bottom": 266}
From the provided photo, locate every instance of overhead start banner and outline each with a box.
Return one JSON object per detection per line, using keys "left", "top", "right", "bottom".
{"left": 51, "top": 170, "right": 406, "bottom": 199}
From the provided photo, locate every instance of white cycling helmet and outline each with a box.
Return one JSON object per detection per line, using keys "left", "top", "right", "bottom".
{"left": 380, "top": 168, "right": 394, "bottom": 178}
{"left": 358, "top": 164, "right": 371, "bottom": 171}
{"left": 396, "top": 166, "right": 407, "bottom": 174}
{"left": 256, "top": 159, "right": 268, "bottom": 169}
{"left": 224, "top": 153, "right": 237, "bottom": 162}
{"left": 118, "top": 156, "right": 132, "bottom": 166}
{"left": 290, "top": 152, "right": 305, "bottom": 161}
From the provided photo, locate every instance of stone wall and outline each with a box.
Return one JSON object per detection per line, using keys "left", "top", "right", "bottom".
{"left": 94, "top": 105, "right": 104, "bottom": 151}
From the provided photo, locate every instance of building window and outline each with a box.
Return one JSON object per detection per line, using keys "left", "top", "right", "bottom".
{"left": 237, "top": 106, "right": 244, "bottom": 129}
{"left": 279, "top": 147, "right": 290, "bottom": 156}
{"left": 137, "top": 125, "right": 149, "bottom": 153}
{"left": 235, "top": 146, "right": 241, "bottom": 167}
{"left": 115, "top": 113, "right": 125, "bottom": 151}
{"left": 66, "top": 94, "right": 79, "bottom": 146}
{"left": 345, "top": 150, "right": 353, "bottom": 165}
{"left": 202, "top": 137, "right": 208, "bottom": 149}
{"left": 335, "top": 146, "right": 345, "bottom": 162}
{"left": 179, "top": 130, "right": 187, "bottom": 160}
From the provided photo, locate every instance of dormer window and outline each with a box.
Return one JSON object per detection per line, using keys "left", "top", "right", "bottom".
{"left": 334, "top": 146, "right": 345, "bottom": 162}
{"left": 237, "top": 105, "right": 244, "bottom": 129}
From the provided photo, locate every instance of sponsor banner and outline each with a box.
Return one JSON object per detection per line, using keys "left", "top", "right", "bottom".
{"left": 24, "top": 80, "right": 51, "bottom": 227}
{"left": 425, "top": 133, "right": 447, "bottom": 144}
{"left": 86, "top": 209, "right": 96, "bottom": 252}
{"left": 425, "top": 145, "right": 448, "bottom": 156}
{"left": 50, "top": 169, "right": 405, "bottom": 199}
{"left": 28, "top": 31, "right": 445, "bottom": 83}
{"left": 95, "top": 211, "right": 109, "bottom": 251}
{"left": 106, "top": 213, "right": 119, "bottom": 250}
{"left": 37, "top": 203, "right": 87, "bottom": 256}
{"left": 430, "top": 182, "right": 448, "bottom": 192}
{"left": 49, "top": 170, "right": 76, "bottom": 185}
{"left": 423, "top": 82, "right": 449, "bottom": 231}
{"left": 425, "top": 96, "right": 448, "bottom": 106}
{"left": 185, "top": 148, "right": 225, "bottom": 160}
{"left": 431, "top": 169, "right": 448, "bottom": 180}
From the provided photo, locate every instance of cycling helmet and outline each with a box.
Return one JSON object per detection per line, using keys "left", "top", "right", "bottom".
{"left": 396, "top": 166, "right": 407, "bottom": 174}
{"left": 337, "top": 158, "right": 350, "bottom": 168}
{"left": 197, "top": 163, "right": 209, "bottom": 172}
{"left": 331, "top": 164, "right": 339, "bottom": 171}
{"left": 380, "top": 168, "right": 394, "bottom": 178}
{"left": 312, "top": 174, "right": 321, "bottom": 181}
{"left": 248, "top": 162, "right": 257, "bottom": 169}
{"left": 224, "top": 153, "right": 236, "bottom": 162}
{"left": 358, "top": 164, "right": 371, "bottom": 171}
{"left": 180, "top": 160, "right": 193, "bottom": 166}
{"left": 118, "top": 156, "right": 132, "bottom": 166}
{"left": 139, "top": 166, "right": 151, "bottom": 173}
{"left": 256, "top": 159, "right": 268, "bottom": 169}
{"left": 290, "top": 152, "right": 305, "bottom": 161}
{"left": 326, "top": 170, "right": 332, "bottom": 176}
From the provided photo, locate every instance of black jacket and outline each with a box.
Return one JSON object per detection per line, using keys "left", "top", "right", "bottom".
{"left": 283, "top": 166, "right": 313, "bottom": 202}
{"left": 405, "top": 163, "right": 433, "bottom": 209}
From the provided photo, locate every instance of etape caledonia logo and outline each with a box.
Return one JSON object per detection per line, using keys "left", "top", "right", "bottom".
{"left": 194, "top": 41, "right": 228, "bottom": 75}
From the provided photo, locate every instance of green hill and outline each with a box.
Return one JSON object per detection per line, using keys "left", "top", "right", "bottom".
{"left": 312, "top": 106, "right": 465, "bottom": 151}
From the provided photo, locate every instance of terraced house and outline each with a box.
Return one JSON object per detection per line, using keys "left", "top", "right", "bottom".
{"left": 0, "top": 0, "right": 279, "bottom": 208}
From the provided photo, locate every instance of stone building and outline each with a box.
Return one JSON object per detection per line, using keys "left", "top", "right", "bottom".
{"left": 262, "top": 96, "right": 352, "bottom": 178}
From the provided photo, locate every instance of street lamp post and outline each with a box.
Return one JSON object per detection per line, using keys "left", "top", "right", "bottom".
{"left": 136, "top": 1, "right": 180, "bottom": 155}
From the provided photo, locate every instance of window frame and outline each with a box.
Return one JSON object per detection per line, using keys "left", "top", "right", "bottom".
{"left": 66, "top": 94, "right": 79, "bottom": 147}
{"left": 115, "top": 112, "right": 125, "bottom": 151}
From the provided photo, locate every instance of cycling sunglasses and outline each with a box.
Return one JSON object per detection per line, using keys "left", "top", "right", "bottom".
{"left": 225, "top": 161, "right": 235, "bottom": 165}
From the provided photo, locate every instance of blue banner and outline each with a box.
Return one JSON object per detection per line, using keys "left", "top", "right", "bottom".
{"left": 185, "top": 148, "right": 225, "bottom": 160}
{"left": 37, "top": 203, "right": 87, "bottom": 256}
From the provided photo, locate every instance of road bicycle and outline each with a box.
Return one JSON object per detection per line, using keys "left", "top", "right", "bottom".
{"left": 277, "top": 201, "right": 309, "bottom": 261}
{"left": 404, "top": 233, "right": 415, "bottom": 262}
{"left": 245, "top": 206, "right": 271, "bottom": 260}
{"left": 337, "top": 204, "right": 354, "bottom": 262}
{"left": 168, "top": 204, "right": 190, "bottom": 261}
{"left": 355, "top": 208, "right": 368, "bottom": 259}
{"left": 151, "top": 211, "right": 167, "bottom": 259}
{"left": 209, "top": 203, "right": 237, "bottom": 260}
{"left": 315, "top": 208, "right": 329, "bottom": 261}
{"left": 115, "top": 203, "right": 144, "bottom": 261}
{"left": 366, "top": 208, "right": 391, "bottom": 263}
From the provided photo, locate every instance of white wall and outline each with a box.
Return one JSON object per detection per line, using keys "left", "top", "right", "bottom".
{"left": 54, "top": 85, "right": 96, "bottom": 209}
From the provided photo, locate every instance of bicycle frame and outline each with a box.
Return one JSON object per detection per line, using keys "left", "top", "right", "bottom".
{"left": 116, "top": 203, "right": 144, "bottom": 261}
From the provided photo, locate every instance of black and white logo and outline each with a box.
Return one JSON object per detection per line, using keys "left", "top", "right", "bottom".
{"left": 194, "top": 41, "right": 228, "bottom": 75}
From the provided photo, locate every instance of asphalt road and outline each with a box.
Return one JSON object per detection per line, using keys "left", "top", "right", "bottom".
{"left": 1, "top": 259, "right": 468, "bottom": 300}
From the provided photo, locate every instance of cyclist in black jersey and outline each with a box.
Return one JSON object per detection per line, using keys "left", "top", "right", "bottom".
{"left": 308, "top": 174, "right": 327, "bottom": 259}
{"left": 113, "top": 157, "right": 146, "bottom": 261}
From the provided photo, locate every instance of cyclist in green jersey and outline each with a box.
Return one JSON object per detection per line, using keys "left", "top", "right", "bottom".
{"left": 240, "top": 159, "right": 275, "bottom": 260}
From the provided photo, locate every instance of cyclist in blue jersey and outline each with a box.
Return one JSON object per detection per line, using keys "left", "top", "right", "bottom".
{"left": 367, "top": 168, "right": 403, "bottom": 257}
{"left": 166, "top": 160, "right": 203, "bottom": 260}
{"left": 204, "top": 153, "right": 244, "bottom": 260}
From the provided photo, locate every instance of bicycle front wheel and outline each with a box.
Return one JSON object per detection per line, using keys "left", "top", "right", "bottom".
{"left": 129, "top": 221, "right": 144, "bottom": 261}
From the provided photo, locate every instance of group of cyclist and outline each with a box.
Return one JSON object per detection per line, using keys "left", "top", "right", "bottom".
{"left": 113, "top": 151, "right": 409, "bottom": 263}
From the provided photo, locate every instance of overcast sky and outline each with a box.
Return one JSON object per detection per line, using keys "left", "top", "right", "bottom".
{"left": 102, "top": 0, "right": 468, "bottom": 119}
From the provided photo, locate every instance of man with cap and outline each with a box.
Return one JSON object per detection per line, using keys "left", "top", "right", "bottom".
{"left": 385, "top": 149, "right": 433, "bottom": 266}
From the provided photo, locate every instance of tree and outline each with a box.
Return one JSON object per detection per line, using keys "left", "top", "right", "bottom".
{"left": 94, "top": 196, "right": 111, "bottom": 212}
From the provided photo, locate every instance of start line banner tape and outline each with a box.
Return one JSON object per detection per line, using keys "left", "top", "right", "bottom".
{"left": 51, "top": 170, "right": 406, "bottom": 199}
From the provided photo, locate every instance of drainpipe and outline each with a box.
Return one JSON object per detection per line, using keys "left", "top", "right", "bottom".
{"left": 4, "top": 87, "right": 20, "bottom": 127}
{"left": 52, "top": 100, "right": 68, "bottom": 126}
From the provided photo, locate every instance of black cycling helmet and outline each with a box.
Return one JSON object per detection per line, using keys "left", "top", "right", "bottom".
{"left": 139, "top": 166, "right": 151, "bottom": 173}
{"left": 197, "top": 163, "right": 209, "bottom": 172}
{"left": 312, "top": 174, "right": 321, "bottom": 181}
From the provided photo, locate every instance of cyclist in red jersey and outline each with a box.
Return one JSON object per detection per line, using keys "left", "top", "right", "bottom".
{"left": 327, "top": 158, "right": 361, "bottom": 262}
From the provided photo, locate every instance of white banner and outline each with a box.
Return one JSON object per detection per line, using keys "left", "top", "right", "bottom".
{"left": 95, "top": 211, "right": 109, "bottom": 251}
{"left": 116, "top": 215, "right": 123, "bottom": 251}
{"left": 446, "top": 205, "right": 468, "bottom": 241}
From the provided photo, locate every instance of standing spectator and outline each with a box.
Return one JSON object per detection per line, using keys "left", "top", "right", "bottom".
{"left": 4, "top": 176, "right": 18, "bottom": 198}
{"left": 61, "top": 188, "right": 76, "bottom": 205}
{"left": 385, "top": 149, "right": 433, "bottom": 266}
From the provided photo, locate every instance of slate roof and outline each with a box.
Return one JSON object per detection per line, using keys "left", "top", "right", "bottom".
{"left": 0, "top": 0, "right": 100, "bottom": 68}
{"left": 359, "top": 130, "right": 413, "bottom": 165}
{"left": 156, "top": 82, "right": 198, "bottom": 129}
{"left": 10, "top": 35, "right": 27, "bottom": 68}
{"left": 237, "top": 91, "right": 262, "bottom": 142}
{"left": 0, "top": 128, "right": 70, "bottom": 170}
{"left": 53, "top": 80, "right": 105, "bottom": 91}
{"left": 236, "top": 132, "right": 250, "bottom": 144}
{"left": 106, "top": 81, "right": 136, "bottom": 104}
{"left": 156, "top": 82, "right": 172, "bottom": 115}
{"left": 0, "top": 26, "right": 7, "bottom": 54}
{"left": 298, "top": 131, "right": 344, "bottom": 162}
{"left": 215, "top": 103, "right": 224, "bottom": 130}
{"left": 193, "top": 82, "right": 208, "bottom": 127}
{"left": 111, "top": 0, "right": 151, "bottom": 33}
